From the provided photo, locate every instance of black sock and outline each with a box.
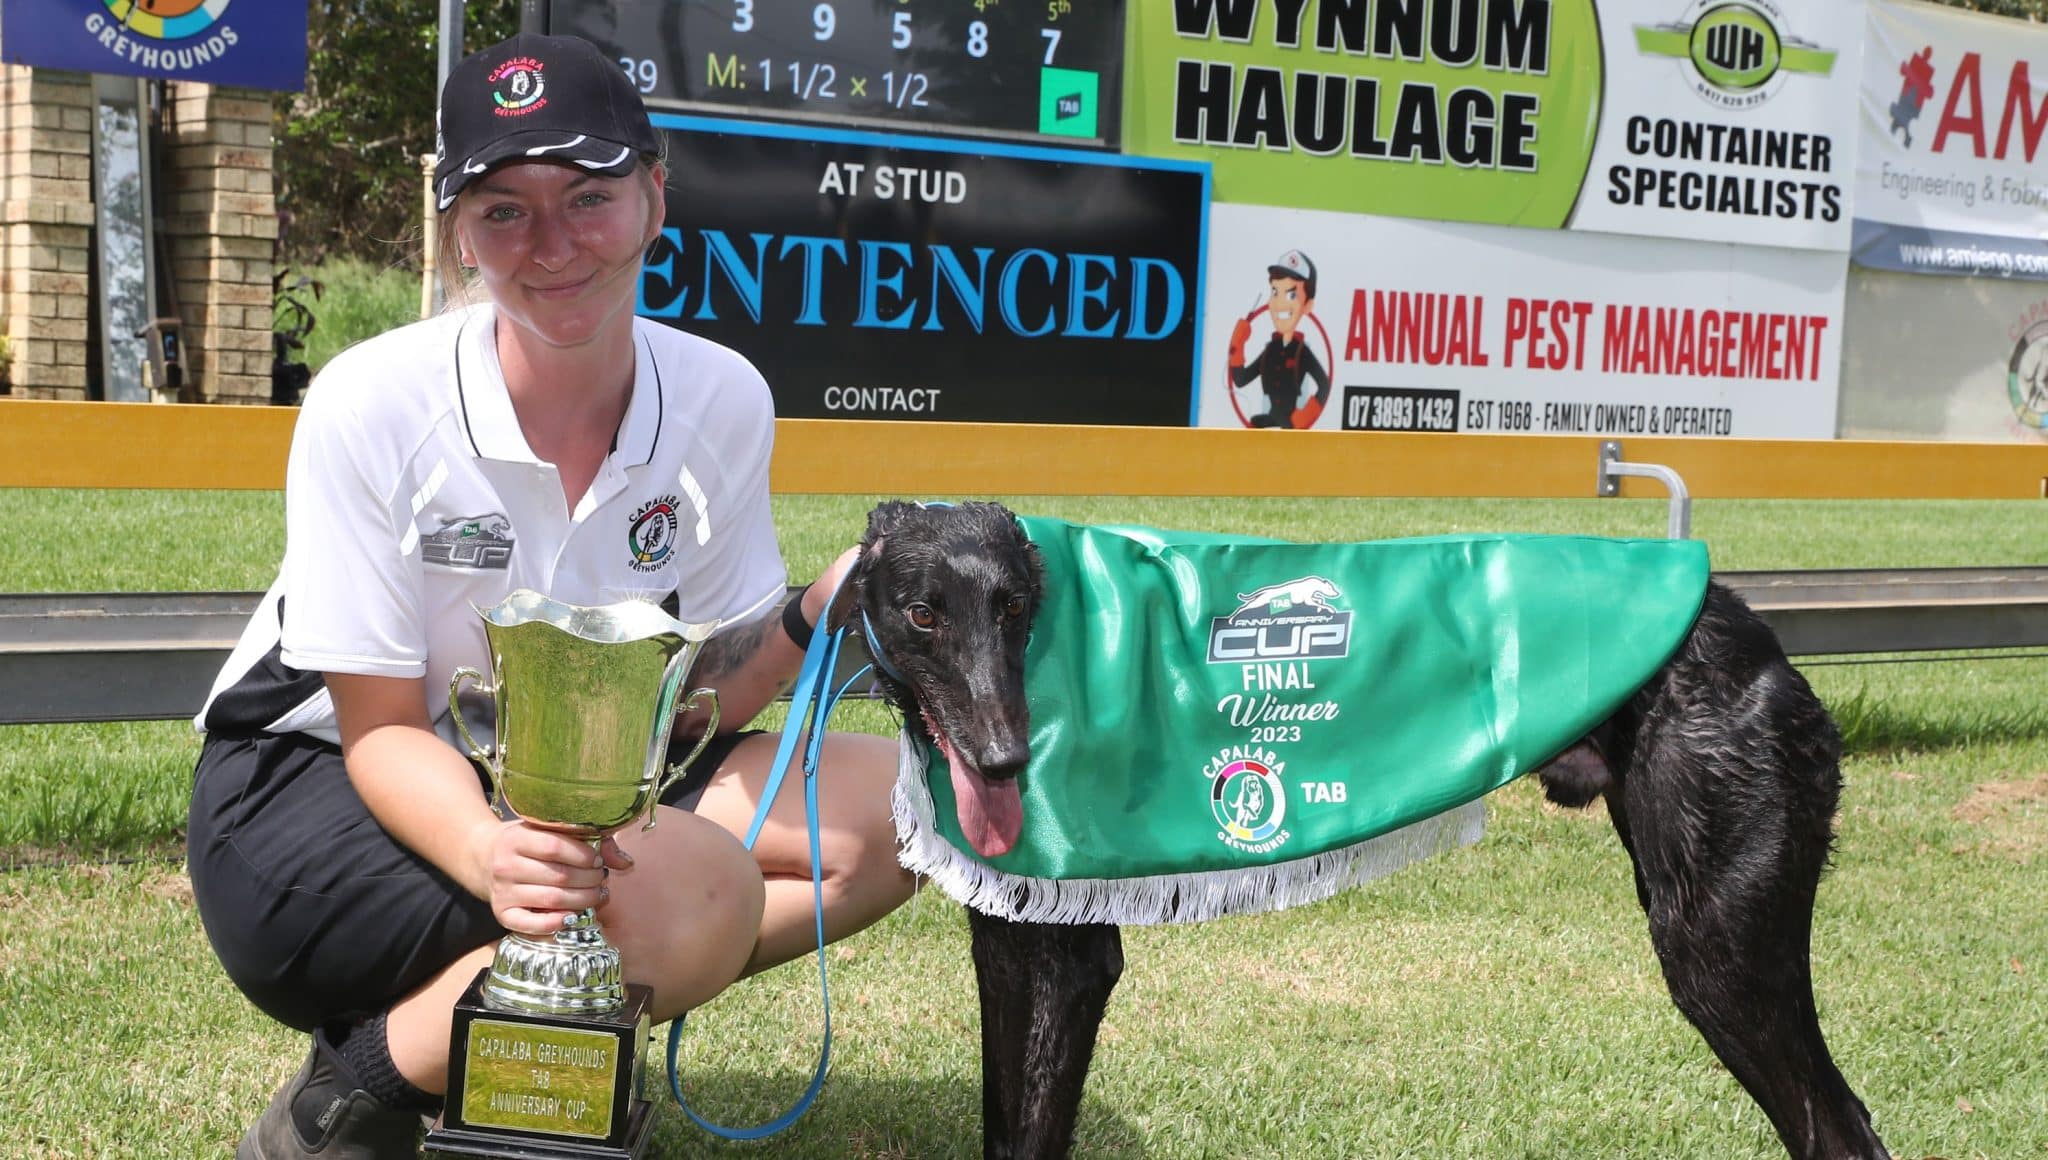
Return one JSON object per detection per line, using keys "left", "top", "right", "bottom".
{"left": 329, "top": 1013, "right": 442, "bottom": 1114}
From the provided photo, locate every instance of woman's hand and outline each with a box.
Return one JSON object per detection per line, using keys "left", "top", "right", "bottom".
{"left": 473, "top": 819, "right": 635, "bottom": 935}
{"left": 803, "top": 544, "right": 864, "bottom": 627}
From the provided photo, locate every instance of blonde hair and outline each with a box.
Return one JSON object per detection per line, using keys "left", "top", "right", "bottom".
{"left": 434, "top": 148, "right": 670, "bottom": 313}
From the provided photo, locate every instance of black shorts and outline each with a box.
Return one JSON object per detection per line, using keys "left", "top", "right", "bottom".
{"left": 186, "top": 726, "right": 756, "bottom": 1033}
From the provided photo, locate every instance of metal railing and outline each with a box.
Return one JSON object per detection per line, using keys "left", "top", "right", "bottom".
{"left": 9, "top": 571, "right": 2048, "bottom": 726}
{"left": 8, "top": 403, "right": 2048, "bottom": 725}
{"left": 0, "top": 588, "right": 881, "bottom": 726}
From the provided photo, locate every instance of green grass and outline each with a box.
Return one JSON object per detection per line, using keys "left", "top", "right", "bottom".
{"left": 2, "top": 491, "right": 2046, "bottom": 1156}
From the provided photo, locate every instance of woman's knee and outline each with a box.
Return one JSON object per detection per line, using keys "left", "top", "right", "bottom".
{"left": 604, "top": 809, "right": 766, "bottom": 1012}
{"left": 814, "top": 732, "right": 912, "bottom": 881}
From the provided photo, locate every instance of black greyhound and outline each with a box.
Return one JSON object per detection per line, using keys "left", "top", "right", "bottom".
{"left": 839, "top": 500, "right": 1890, "bottom": 1160}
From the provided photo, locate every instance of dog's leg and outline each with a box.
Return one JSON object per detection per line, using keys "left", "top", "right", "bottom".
{"left": 968, "top": 909, "right": 1123, "bottom": 1160}
{"left": 1553, "top": 587, "right": 1890, "bottom": 1160}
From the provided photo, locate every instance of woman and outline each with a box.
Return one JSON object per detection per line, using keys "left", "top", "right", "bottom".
{"left": 188, "top": 33, "right": 913, "bottom": 1159}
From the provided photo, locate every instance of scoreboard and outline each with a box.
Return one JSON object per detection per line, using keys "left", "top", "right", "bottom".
{"left": 551, "top": 0, "right": 1126, "bottom": 147}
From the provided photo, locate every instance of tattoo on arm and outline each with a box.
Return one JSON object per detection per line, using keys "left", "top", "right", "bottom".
{"left": 695, "top": 614, "right": 777, "bottom": 683}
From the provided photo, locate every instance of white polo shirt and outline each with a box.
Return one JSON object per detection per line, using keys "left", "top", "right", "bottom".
{"left": 199, "top": 304, "right": 788, "bottom": 745}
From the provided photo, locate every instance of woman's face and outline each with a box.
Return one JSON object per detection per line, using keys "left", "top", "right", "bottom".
{"left": 454, "top": 159, "right": 665, "bottom": 352}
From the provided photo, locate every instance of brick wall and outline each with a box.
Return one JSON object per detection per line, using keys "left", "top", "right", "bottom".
{"left": 0, "top": 64, "right": 95, "bottom": 399}
{"left": 162, "top": 82, "right": 276, "bottom": 404}
{"left": 0, "top": 65, "right": 277, "bottom": 404}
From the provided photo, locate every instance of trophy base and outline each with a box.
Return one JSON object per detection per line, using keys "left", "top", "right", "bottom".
{"left": 423, "top": 971, "right": 655, "bottom": 1160}
{"left": 422, "top": 1102, "right": 652, "bottom": 1159}
{"left": 423, "top": 1102, "right": 652, "bottom": 1159}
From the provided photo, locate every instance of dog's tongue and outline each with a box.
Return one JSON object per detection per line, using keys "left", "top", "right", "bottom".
{"left": 935, "top": 732, "right": 1022, "bottom": 858}
{"left": 950, "top": 764, "right": 1022, "bottom": 858}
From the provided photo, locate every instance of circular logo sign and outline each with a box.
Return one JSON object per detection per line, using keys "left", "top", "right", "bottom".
{"left": 1211, "top": 758, "right": 1287, "bottom": 844}
{"left": 102, "top": 0, "right": 229, "bottom": 41}
{"left": 1223, "top": 304, "right": 1336, "bottom": 431}
{"left": 2007, "top": 320, "right": 2048, "bottom": 430}
{"left": 1687, "top": 4, "right": 1783, "bottom": 93}
{"left": 1664, "top": 0, "right": 1806, "bottom": 110}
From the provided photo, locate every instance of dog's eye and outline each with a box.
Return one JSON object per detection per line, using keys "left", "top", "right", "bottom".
{"left": 1002, "top": 594, "right": 1028, "bottom": 620}
{"left": 906, "top": 603, "right": 936, "bottom": 630}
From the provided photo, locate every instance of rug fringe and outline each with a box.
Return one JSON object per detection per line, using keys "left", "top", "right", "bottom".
{"left": 892, "top": 731, "right": 1487, "bottom": 926}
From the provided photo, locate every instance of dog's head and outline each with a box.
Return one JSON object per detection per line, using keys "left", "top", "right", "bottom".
{"left": 836, "top": 501, "right": 1043, "bottom": 858}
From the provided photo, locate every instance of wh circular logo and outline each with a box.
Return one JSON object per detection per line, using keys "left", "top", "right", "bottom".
{"left": 102, "top": 0, "right": 229, "bottom": 40}
{"left": 489, "top": 57, "right": 547, "bottom": 115}
{"left": 1688, "top": 4, "right": 1784, "bottom": 96}
{"left": 627, "top": 496, "right": 679, "bottom": 572}
{"left": 1211, "top": 758, "right": 1287, "bottom": 846}
{"left": 1637, "top": 0, "right": 1836, "bottom": 112}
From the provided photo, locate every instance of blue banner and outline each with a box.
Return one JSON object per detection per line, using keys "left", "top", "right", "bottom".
{"left": 1, "top": 0, "right": 306, "bottom": 92}
{"left": 1850, "top": 220, "right": 2048, "bottom": 283}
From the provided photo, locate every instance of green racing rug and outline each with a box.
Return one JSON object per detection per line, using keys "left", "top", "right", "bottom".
{"left": 892, "top": 516, "right": 1709, "bottom": 925}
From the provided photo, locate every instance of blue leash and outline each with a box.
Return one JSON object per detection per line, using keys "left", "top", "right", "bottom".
{"left": 665, "top": 584, "right": 869, "bottom": 1140}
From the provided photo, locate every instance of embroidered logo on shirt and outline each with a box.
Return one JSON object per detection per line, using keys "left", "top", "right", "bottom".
{"left": 627, "top": 495, "right": 680, "bottom": 573}
{"left": 422, "top": 513, "right": 515, "bottom": 569}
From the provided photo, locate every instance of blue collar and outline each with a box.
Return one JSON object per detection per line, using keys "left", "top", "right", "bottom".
{"left": 857, "top": 609, "right": 906, "bottom": 685}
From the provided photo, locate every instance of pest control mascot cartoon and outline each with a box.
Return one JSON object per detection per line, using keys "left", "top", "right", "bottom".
{"left": 1228, "top": 249, "right": 1332, "bottom": 430}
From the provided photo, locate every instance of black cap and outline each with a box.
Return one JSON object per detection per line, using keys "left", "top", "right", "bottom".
{"left": 1267, "top": 249, "right": 1317, "bottom": 300}
{"left": 432, "top": 34, "right": 659, "bottom": 212}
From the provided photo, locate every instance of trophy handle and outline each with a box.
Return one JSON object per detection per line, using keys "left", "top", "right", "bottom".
{"left": 449, "top": 665, "right": 505, "bottom": 813}
{"left": 647, "top": 687, "right": 720, "bottom": 831}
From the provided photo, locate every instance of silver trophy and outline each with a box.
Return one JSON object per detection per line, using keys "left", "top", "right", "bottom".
{"left": 448, "top": 589, "right": 722, "bottom": 1016}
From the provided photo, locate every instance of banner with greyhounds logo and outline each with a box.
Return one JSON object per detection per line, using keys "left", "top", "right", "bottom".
{"left": 1, "top": 0, "right": 308, "bottom": 91}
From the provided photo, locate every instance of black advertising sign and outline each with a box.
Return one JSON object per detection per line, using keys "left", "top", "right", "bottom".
{"left": 554, "top": 0, "right": 1126, "bottom": 147}
{"left": 636, "top": 116, "right": 1208, "bottom": 426}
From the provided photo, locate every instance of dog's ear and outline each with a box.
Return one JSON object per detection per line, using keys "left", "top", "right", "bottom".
{"left": 821, "top": 551, "right": 869, "bottom": 633}
{"left": 863, "top": 500, "right": 922, "bottom": 548}
{"left": 825, "top": 502, "right": 915, "bottom": 634}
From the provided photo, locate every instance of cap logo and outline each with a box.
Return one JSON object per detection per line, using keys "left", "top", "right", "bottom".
{"left": 489, "top": 57, "right": 548, "bottom": 117}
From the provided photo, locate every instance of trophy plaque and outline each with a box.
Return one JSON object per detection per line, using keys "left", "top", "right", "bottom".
{"left": 423, "top": 590, "right": 720, "bottom": 1159}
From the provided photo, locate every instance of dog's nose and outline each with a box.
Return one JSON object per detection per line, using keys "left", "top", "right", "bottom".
{"left": 976, "top": 736, "right": 1029, "bottom": 781}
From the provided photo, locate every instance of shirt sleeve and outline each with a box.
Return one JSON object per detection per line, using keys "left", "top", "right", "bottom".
{"left": 668, "top": 358, "right": 788, "bottom": 632}
{"left": 276, "top": 362, "right": 429, "bottom": 679}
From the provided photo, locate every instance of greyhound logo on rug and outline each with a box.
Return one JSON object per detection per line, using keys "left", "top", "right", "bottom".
{"left": 1209, "top": 575, "right": 1352, "bottom": 663}
{"left": 1232, "top": 575, "right": 1339, "bottom": 617}
{"left": 1205, "top": 746, "right": 1291, "bottom": 854}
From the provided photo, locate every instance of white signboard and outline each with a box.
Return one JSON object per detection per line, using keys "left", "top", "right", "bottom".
{"left": 1198, "top": 203, "right": 1845, "bottom": 439}
{"left": 1570, "top": 0, "right": 1865, "bottom": 251}
{"left": 1853, "top": 0, "right": 2048, "bottom": 280}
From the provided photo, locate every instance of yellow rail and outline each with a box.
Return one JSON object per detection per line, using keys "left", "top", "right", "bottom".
{"left": 5, "top": 399, "right": 2047, "bottom": 500}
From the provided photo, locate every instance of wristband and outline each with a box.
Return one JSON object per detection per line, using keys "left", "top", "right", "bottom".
{"left": 781, "top": 584, "right": 817, "bottom": 650}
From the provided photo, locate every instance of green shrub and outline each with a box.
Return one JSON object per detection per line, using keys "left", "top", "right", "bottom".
{"left": 275, "top": 257, "right": 422, "bottom": 376}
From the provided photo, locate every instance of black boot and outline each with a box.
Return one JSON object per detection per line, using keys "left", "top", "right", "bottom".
{"left": 236, "top": 1030, "right": 420, "bottom": 1159}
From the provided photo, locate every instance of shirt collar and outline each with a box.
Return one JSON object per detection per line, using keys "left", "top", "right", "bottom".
{"left": 454, "top": 307, "right": 663, "bottom": 468}
{"left": 615, "top": 321, "right": 663, "bottom": 468}
{"left": 453, "top": 305, "right": 529, "bottom": 463}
